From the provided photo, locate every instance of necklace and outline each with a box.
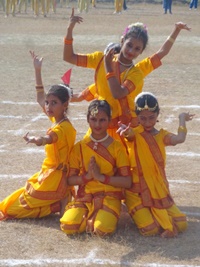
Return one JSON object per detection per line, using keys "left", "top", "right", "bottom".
{"left": 90, "top": 133, "right": 109, "bottom": 150}
{"left": 52, "top": 117, "right": 66, "bottom": 128}
{"left": 118, "top": 58, "right": 133, "bottom": 68}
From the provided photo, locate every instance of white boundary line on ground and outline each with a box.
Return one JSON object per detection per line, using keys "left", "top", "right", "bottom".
{"left": 0, "top": 252, "right": 199, "bottom": 267}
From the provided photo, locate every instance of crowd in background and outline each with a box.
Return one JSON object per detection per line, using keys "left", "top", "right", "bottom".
{"left": 0, "top": 0, "right": 198, "bottom": 18}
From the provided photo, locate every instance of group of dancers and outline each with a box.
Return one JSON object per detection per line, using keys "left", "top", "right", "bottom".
{"left": 0, "top": 8, "right": 195, "bottom": 238}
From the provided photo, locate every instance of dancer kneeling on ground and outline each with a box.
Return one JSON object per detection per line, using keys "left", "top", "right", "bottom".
{"left": 60, "top": 100, "right": 132, "bottom": 236}
{"left": 0, "top": 52, "right": 76, "bottom": 220}
{"left": 117, "top": 92, "right": 194, "bottom": 237}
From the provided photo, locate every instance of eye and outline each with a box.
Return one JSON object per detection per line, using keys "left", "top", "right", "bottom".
{"left": 135, "top": 47, "right": 142, "bottom": 52}
{"left": 139, "top": 116, "right": 146, "bottom": 121}
{"left": 90, "top": 117, "right": 96, "bottom": 122}
{"left": 127, "top": 43, "right": 133, "bottom": 49}
{"left": 151, "top": 117, "right": 155, "bottom": 120}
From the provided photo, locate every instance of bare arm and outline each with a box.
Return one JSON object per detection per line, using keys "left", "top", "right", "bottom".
{"left": 68, "top": 156, "right": 132, "bottom": 188}
{"left": 156, "top": 22, "right": 191, "bottom": 60}
{"left": 23, "top": 132, "right": 53, "bottom": 146}
{"left": 70, "top": 93, "right": 85, "bottom": 102}
{"left": 67, "top": 172, "right": 92, "bottom": 186}
{"left": 170, "top": 112, "right": 195, "bottom": 145}
{"left": 104, "top": 48, "right": 129, "bottom": 99}
{"left": 63, "top": 8, "right": 83, "bottom": 64}
{"left": 30, "top": 50, "right": 46, "bottom": 109}
{"left": 116, "top": 121, "right": 135, "bottom": 141}
{"left": 90, "top": 156, "right": 132, "bottom": 189}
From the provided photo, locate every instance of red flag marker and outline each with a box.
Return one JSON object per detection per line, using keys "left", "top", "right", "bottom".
{"left": 61, "top": 68, "right": 72, "bottom": 85}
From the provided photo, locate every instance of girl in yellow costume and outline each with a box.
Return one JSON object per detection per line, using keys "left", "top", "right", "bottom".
{"left": 117, "top": 92, "right": 195, "bottom": 237}
{"left": 0, "top": 51, "right": 76, "bottom": 221}
{"left": 63, "top": 9, "right": 191, "bottom": 145}
{"left": 60, "top": 100, "right": 132, "bottom": 236}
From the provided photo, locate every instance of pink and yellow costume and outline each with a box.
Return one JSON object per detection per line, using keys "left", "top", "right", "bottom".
{"left": 125, "top": 125, "right": 187, "bottom": 236}
{"left": 0, "top": 118, "right": 76, "bottom": 220}
{"left": 60, "top": 135, "right": 130, "bottom": 235}
{"left": 75, "top": 51, "right": 161, "bottom": 144}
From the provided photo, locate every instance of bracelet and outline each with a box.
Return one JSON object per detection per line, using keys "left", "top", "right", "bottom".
{"left": 124, "top": 130, "right": 130, "bottom": 138}
{"left": 36, "top": 88, "right": 44, "bottom": 93}
{"left": 35, "top": 85, "right": 44, "bottom": 93}
{"left": 64, "top": 37, "right": 73, "bottom": 45}
{"left": 103, "top": 175, "right": 110, "bottom": 185}
{"left": 106, "top": 72, "right": 115, "bottom": 80}
{"left": 178, "top": 126, "right": 187, "bottom": 134}
{"left": 82, "top": 174, "right": 89, "bottom": 184}
{"left": 167, "top": 36, "right": 175, "bottom": 44}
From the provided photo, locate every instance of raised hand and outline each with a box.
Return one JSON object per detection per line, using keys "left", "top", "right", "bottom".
{"left": 179, "top": 112, "right": 195, "bottom": 122}
{"left": 175, "top": 22, "right": 191, "bottom": 31}
{"left": 104, "top": 48, "right": 115, "bottom": 69}
{"left": 30, "top": 50, "right": 43, "bottom": 70}
{"left": 68, "top": 8, "right": 83, "bottom": 30}
{"left": 116, "top": 121, "right": 131, "bottom": 136}
{"left": 89, "top": 156, "right": 102, "bottom": 181}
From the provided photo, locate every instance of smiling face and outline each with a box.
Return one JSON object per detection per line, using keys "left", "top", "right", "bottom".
{"left": 120, "top": 37, "right": 144, "bottom": 62}
{"left": 88, "top": 110, "right": 110, "bottom": 139}
{"left": 138, "top": 110, "right": 159, "bottom": 132}
{"left": 45, "top": 94, "right": 68, "bottom": 122}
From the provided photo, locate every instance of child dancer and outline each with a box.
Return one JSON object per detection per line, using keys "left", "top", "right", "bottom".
{"left": 63, "top": 8, "right": 191, "bottom": 145}
{"left": 117, "top": 92, "right": 194, "bottom": 237}
{"left": 60, "top": 100, "right": 131, "bottom": 236}
{"left": 0, "top": 52, "right": 76, "bottom": 220}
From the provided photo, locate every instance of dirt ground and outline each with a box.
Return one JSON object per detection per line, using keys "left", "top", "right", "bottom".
{"left": 0, "top": 2, "right": 200, "bottom": 267}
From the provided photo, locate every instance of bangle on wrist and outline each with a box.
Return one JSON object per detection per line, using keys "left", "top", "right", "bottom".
{"left": 103, "top": 174, "right": 110, "bottom": 184}
{"left": 178, "top": 126, "right": 187, "bottom": 134}
{"left": 64, "top": 37, "right": 73, "bottom": 45}
{"left": 106, "top": 72, "right": 115, "bottom": 80}
{"left": 124, "top": 128, "right": 131, "bottom": 138}
{"left": 167, "top": 36, "right": 175, "bottom": 44}
{"left": 35, "top": 85, "right": 44, "bottom": 92}
{"left": 124, "top": 131, "right": 130, "bottom": 138}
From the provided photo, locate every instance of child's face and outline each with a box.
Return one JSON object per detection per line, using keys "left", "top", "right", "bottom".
{"left": 138, "top": 110, "right": 159, "bottom": 132}
{"left": 88, "top": 110, "right": 109, "bottom": 138}
{"left": 45, "top": 94, "right": 67, "bottom": 120}
{"left": 121, "top": 37, "right": 144, "bottom": 61}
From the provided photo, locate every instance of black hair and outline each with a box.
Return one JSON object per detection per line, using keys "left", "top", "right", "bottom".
{"left": 135, "top": 92, "right": 160, "bottom": 115}
{"left": 87, "top": 100, "right": 111, "bottom": 121}
{"left": 46, "top": 84, "right": 71, "bottom": 104}
{"left": 123, "top": 23, "right": 148, "bottom": 51}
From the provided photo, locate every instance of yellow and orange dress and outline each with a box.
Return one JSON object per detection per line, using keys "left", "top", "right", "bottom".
{"left": 0, "top": 118, "right": 76, "bottom": 220}
{"left": 76, "top": 51, "right": 161, "bottom": 145}
{"left": 60, "top": 135, "right": 130, "bottom": 235}
{"left": 125, "top": 125, "right": 187, "bottom": 236}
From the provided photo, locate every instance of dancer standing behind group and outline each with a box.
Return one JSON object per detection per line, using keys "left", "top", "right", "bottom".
{"left": 117, "top": 92, "right": 194, "bottom": 237}
{"left": 60, "top": 100, "right": 132, "bottom": 236}
{"left": 0, "top": 51, "right": 76, "bottom": 220}
{"left": 63, "top": 8, "right": 191, "bottom": 145}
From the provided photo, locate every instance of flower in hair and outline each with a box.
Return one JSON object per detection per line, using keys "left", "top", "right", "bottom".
{"left": 123, "top": 22, "right": 148, "bottom": 36}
